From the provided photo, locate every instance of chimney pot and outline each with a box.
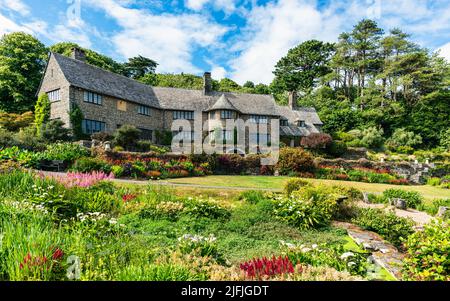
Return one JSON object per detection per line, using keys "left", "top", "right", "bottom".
{"left": 203, "top": 72, "right": 212, "bottom": 95}
{"left": 71, "top": 47, "right": 86, "bottom": 62}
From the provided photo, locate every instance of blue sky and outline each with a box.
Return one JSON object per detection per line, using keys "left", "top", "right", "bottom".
{"left": 1, "top": 0, "right": 449, "bottom": 84}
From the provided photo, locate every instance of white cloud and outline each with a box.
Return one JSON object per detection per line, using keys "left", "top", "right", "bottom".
{"left": 185, "top": 0, "right": 237, "bottom": 14}
{"left": 0, "top": 0, "right": 30, "bottom": 16}
{"left": 211, "top": 65, "right": 227, "bottom": 80}
{"left": 437, "top": 42, "right": 450, "bottom": 62}
{"left": 230, "top": 0, "right": 343, "bottom": 84}
{"left": 185, "top": 0, "right": 209, "bottom": 11}
{"left": 86, "top": 0, "right": 228, "bottom": 73}
{"left": 229, "top": 0, "right": 450, "bottom": 85}
{"left": 0, "top": 13, "right": 32, "bottom": 36}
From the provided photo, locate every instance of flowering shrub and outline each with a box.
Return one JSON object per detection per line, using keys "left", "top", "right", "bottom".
{"left": 402, "top": 221, "right": 450, "bottom": 281}
{"left": 184, "top": 198, "right": 230, "bottom": 220}
{"left": 46, "top": 171, "right": 114, "bottom": 188}
{"left": 283, "top": 178, "right": 310, "bottom": 196}
{"left": 178, "top": 234, "right": 218, "bottom": 258}
{"left": 274, "top": 187, "right": 338, "bottom": 230}
{"left": 239, "top": 256, "right": 295, "bottom": 280}
{"left": 122, "top": 194, "right": 138, "bottom": 203}
{"left": 280, "top": 241, "right": 369, "bottom": 277}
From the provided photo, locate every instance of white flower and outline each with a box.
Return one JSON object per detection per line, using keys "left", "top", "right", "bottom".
{"left": 340, "top": 252, "right": 355, "bottom": 260}
{"left": 301, "top": 247, "right": 312, "bottom": 253}
{"left": 312, "top": 244, "right": 318, "bottom": 249}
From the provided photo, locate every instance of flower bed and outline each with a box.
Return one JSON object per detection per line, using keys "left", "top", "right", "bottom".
{"left": 315, "top": 165, "right": 409, "bottom": 185}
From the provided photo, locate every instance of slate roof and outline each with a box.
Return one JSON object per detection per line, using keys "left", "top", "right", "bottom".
{"left": 51, "top": 52, "right": 322, "bottom": 131}
{"left": 208, "top": 94, "right": 239, "bottom": 112}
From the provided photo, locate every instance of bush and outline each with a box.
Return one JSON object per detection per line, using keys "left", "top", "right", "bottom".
{"left": 276, "top": 148, "right": 315, "bottom": 175}
{"left": 40, "top": 120, "right": 71, "bottom": 142}
{"left": 71, "top": 157, "right": 112, "bottom": 173}
{"left": 359, "top": 127, "right": 384, "bottom": 149}
{"left": 113, "top": 125, "right": 141, "bottom": 151}
{"left": 386, "top": 128, "right": 422, "bottom": 152}
{"left": 184, "top": 198, "right": 230, "bottom": 220}
{"left": 325, "top": 141, "right": 347, "bottom": 158}
{"left": 352, "top": 208, "right": 415, "bottom": 248}
{"left": 216, "top": 154, "right": 246, "bottom": 174}
{"left": 421, "top": 199, "right": 450, "bottom": 217}
{"left": 440, "top": 129, "right": 450, "bottom": 151}
{"left": 34, "top": 94, "right": 50, "bottom": 137}
{"left": 42, "top": 143, "right": 89, "bottom": 162}
{"left": 402, "top": 221, "right": 450, "bottom": 281}
{"left": 238, "top": 190, "right": 267, "bottom": 204}
{"left": 382, "top": 189, "right": 423, "bottom": 209}
{"left": 274, "top": 186, "right": 338, "bottom": 230}
{"left": 284, "top": 179, "right": 310, "bottom": 196}
{"left": 111, "top": 165, "right": 124, "bottom": 178}
{"left": 300, "top": 133, "right": 333, "bottom": 150}
{"left": 427, "top": 177, "right": 441, "bottom": 186}
{"left": 0, "top": 111, "right": 34, "bottom": 132}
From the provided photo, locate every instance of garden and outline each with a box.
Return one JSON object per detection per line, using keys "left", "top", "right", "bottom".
{"left": 0, "top": 169, "right": 448, "bottom": 281}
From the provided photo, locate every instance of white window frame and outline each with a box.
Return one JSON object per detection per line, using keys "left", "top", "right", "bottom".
{"left": 138, "top": 105, "right": 151, "bottom": 116}
{"left": 47, "top": 89, "right": 61, "bottom": 102}
{"left": 84, "top": 91, "right": 103, "bottom": 105}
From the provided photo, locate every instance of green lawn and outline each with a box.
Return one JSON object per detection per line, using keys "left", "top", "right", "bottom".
{"left": 164, "top": 175, "right": 450, "bottom": 200}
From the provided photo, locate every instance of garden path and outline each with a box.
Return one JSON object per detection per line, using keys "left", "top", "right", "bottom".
{"left": 333, "top": 221, "right": 404, "bottom": 280}
{"left": 357, "top": 202, "right": 434, "bottom": 229}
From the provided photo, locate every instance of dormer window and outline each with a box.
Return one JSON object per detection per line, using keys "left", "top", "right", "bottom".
{"left": 280, "top": 119, "right": 289, "bottom": 126}
{"left": 298, "top": 121, "right": 306, "bottom": 127}
{"left": 250, "top": 115, "right": 269, "bottom": 124}
{"left": 221, "top": 110, "right": 233, "bottom": 119}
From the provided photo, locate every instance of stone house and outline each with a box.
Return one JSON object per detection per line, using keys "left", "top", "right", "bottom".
{"left": 37, "top": 48, "right": 323, "bottom": 152}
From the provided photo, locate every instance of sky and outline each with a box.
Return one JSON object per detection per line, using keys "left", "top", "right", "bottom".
{"left": 0, "top": 0, "right": 449, "bottom": 84}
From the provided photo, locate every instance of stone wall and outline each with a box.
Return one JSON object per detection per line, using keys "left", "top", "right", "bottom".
{"left": 37, "top": 55, "right": 71, "bottom": 127}
{"left": 315, "top": 157, "right": 433, "bottom": 184}
{"left": 71, "top": 87, "right": 164, "bottom": 143}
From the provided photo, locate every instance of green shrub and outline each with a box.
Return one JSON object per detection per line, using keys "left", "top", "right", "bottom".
{"left": 359, "top": 127, "right": 384, "bottom": 149}
{"left": 386, "top": 128, "right": 422, "bottom": 152}
{"left": 113, "top": 125, "right": 141, "bottom": 150}
{"left": 427, "top": 177, "right": 442, "bottom": 186}
{"left": 326, "top": 140, "right": 348, "bottom": 158}
{"left": 284, "top": 178, "right": 310, "bottom": 196}
{"left": 71, "top": 157, "right": 112, "bottom": 173}
{"left": 238, "top": 190, "right": 267, "bottom": 204}
{"left": 352, "top": 208, "right": 415, "bottom": 248}
{"left": 402, "top": 221, "right": 450, "bottom": 281}
{"left": 382, "top": 189, "right": 423, "bottom": 209}
{"left": 421, "top": 199, "right": 450, "bottom": 217}
{"left": 40, "top": 120, "right": 71, "bottom": 143}
{"left": 184, "top": 199, "right": 230, "bottom": 220}
{"left": 111, "top": 165, "right": 124, "bottom": 178}
{"left": 34, "top": 94, "right": 50, "bottom": 137}
{"left": 42, "top": 142, "right": 89, "bottom": 162}
{"left": 274, "top": 186, "right": 338, "bottom": 230}
{"left": 276, "top": 148, "right": 315, "bottom": 175}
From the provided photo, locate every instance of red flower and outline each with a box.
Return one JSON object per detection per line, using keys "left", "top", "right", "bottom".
{"left": 239, "top": 255, "right": 295, "bottom": 280}
{"left": 52, "top": 248, "right": 64, "bottom": 260}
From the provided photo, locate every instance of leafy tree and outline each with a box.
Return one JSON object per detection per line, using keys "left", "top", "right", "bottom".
{"left": 0, "top": 32, "right": 48, "bottom": 112}
{"left": 440, "top": 129, "right": 450, "bottom": 151}
{"left": 243, "top": 81, "right": 255, "bottom": 89}
{"left": 359, "top": 126, "right": 384, "bottom": 149}
{"left": 123, "top": 55, "right": 158, "bottom": 79}
{"left": 218, "top": 78, "right": 241, "bottom": 92}
{"left": 273, "top": 40, "right": 335, "bottom": 95}
{"left": 34, "top": 94, "right": 50, "bottom": 137}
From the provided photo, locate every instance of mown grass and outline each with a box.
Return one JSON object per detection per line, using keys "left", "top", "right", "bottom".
{"left": 163, "top": 175, "right": 450, "bottom": 201}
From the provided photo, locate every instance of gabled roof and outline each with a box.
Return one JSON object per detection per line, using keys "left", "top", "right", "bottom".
{"left": 208, "top": 94, "right": 239, "bottom": 112}
{"left": 49, "top": 52, "right": 322, "bottom": 125}
{"left": 53, "top": 52, "right": 161, "bottom": 108}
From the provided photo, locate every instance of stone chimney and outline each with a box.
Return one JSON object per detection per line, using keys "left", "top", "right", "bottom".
{"left": 71, "top": 47, "right": 86, "bottom": 62}
{"left": 203, "top": 72, "right": 212, "bottom": 95}
{"left": 288, "top": 91, "right": 297, "bottom": 110}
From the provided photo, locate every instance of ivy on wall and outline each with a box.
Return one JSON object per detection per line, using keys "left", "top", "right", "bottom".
{"left": 34, "top": 94, "right": 50, "bottom": 137}
{"left": 69, "top": 102, "right": 84, "bottom": 140}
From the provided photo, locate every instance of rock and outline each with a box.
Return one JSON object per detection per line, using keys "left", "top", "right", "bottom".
{"left": 437, "top": 206, "right": 449, "bottom": 218}
{"left": 390, "top": 198, "right": 407, "bottom": 210}
{"left": 363, "top": 192, "right": 371, "bottom": 204}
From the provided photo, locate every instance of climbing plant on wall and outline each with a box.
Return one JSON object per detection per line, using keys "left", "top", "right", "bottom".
{"left": 34, "top": 94, "right": 50, "bottom": 137}
{"left": 69, "top": 102, "right": 84, "bottom": 140}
